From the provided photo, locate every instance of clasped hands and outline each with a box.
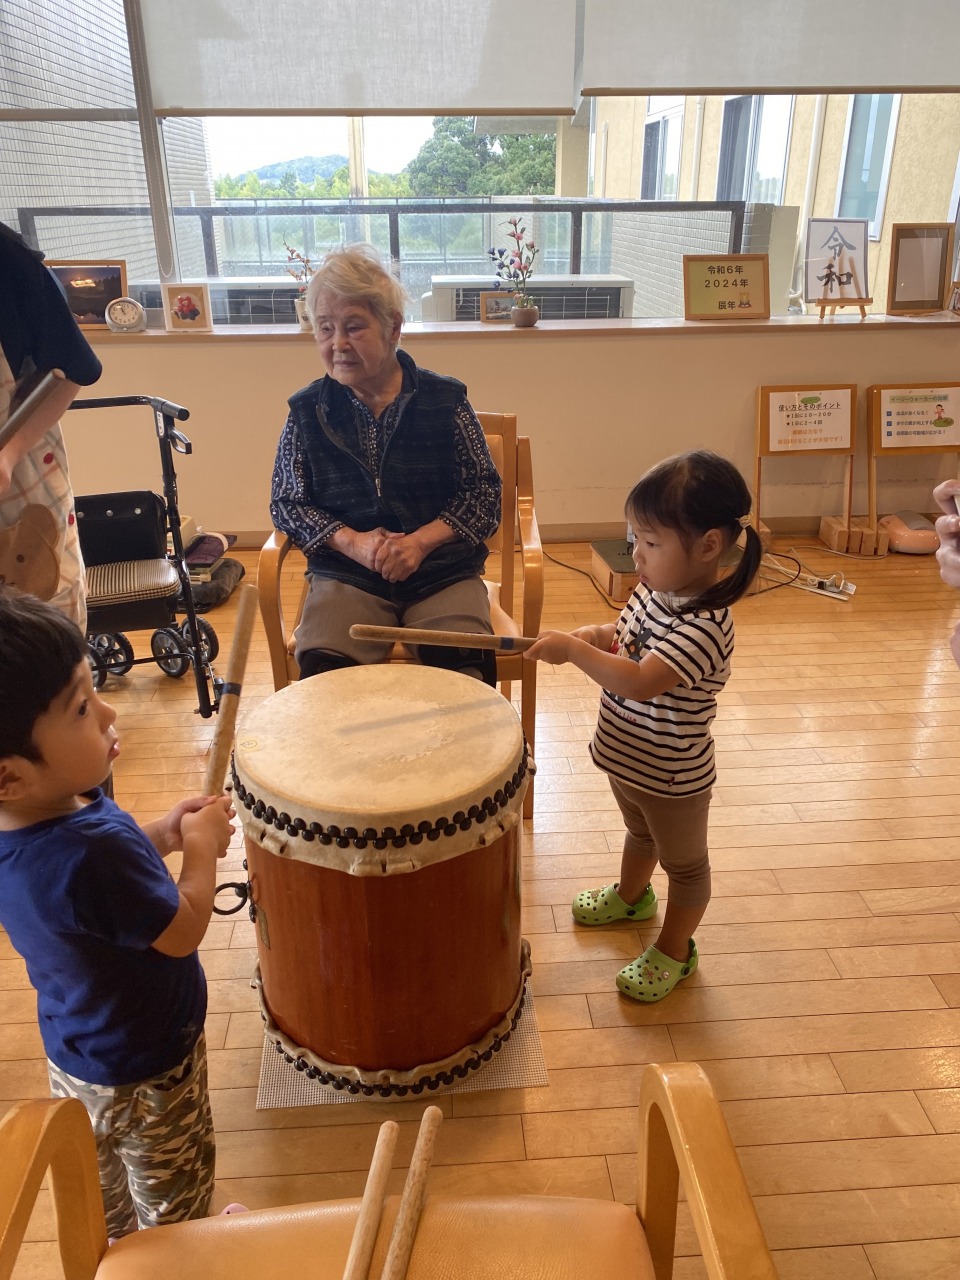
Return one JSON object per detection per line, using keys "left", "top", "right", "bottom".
{"left": 352, "top": 527, "right": 426, "bottom": 583}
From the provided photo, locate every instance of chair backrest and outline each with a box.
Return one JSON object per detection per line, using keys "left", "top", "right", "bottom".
{"left": 476, "top": 411, "right": 518, "bottom": 619}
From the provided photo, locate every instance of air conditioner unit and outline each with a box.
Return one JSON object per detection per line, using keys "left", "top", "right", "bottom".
{"left": 422, "top": 274, "right": 635, "bottom": 322}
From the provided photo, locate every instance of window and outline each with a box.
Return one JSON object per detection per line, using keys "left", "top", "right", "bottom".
{"left": 716, "top": 95, "right": 793, "bottom": 203}
{"left": 836, "top": 94, "right": 900, "bottom": 238}
{"left": 640, "top": 97, "right": 683, "bottom": 200}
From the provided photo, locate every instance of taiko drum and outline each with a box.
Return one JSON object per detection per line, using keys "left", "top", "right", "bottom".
{"left": 231, "top": 665, "right": 531, "bottom": 1094}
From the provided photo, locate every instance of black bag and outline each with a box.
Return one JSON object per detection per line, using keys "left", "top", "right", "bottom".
{"left": 181, "top": 556, "right": 245, "bottom": 612}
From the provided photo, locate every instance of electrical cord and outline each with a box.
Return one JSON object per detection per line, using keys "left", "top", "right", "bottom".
{"left": 754, "top": 552, "right": 803, "bottom": 594}
{"left": 543, "top": 549, "right": 623, "bottom": 609}
{"left": 786, "top": 541, "right": 888, "bottom": 561}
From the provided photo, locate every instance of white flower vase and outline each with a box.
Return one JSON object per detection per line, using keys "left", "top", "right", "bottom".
{"left": 294, "top": 297, "right": 312, "bottom": 331}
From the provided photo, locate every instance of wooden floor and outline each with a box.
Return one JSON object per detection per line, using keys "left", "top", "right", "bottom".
{"left": 6, "top": 540, "right": 960, "bottom": 1279}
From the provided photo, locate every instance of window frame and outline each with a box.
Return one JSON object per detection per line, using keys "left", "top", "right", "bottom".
{"left": 715, "top": 94, "right": 793, "bottom": 205}
{"left": 834, "top": 92, "right": 901, "bottom": 241}
{"left": 640, "top": 96, "right": 684, "bottom": 200}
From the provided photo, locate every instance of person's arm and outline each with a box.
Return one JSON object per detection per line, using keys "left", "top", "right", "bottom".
{"left": 438, "top": 399, "right": 502, "bottom": 544}
{"left": 270, "top": 413, "right": 391, "bottom": 570}
{"left": 151, "top": 797, "right": 234, "bottom": 958}
{"left": 523, "top": 630, "right": 682, "bottom": 701}
{"left": 375, "top": 398, "right": 501, "bottom": 583}
{"left": 569, "top": 622, "right": 618, "bottom": 649}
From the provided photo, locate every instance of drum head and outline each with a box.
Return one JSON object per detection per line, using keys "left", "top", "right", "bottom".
{"left": 233, "top": 665, "right": 527, "bottom": 865}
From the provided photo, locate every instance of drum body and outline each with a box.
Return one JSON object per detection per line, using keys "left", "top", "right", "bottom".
{"left": 232, "top": 665, "right": 532, "bottom": 1094}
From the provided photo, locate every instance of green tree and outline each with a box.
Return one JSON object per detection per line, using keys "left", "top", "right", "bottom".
{"left": 405, "top": 117, "right": 555, "bottom": 198}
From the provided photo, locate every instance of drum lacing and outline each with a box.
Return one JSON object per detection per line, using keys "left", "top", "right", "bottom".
{"left": 231, "top": 739, "right": 531, "bottom": 850}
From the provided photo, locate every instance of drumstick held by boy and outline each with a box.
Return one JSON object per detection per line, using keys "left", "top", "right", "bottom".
{"left": 524, "top": 450, "right": 762, "bottom": 1002}
{"left": 0, "top": 587, "right": 235, "bottom": 1236}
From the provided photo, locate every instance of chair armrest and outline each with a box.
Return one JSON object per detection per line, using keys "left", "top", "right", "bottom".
{"left": 637, "top": 1062, "right": 775, "bottom": 1280}
{"left": 0, "top": 1098, "right": 106, "bottom": 1280}
{"left": 258, "top": 530, "right": 295, "bottom": 691}
{"left": 516, "top": 436, "right": 543, "bottom": 639}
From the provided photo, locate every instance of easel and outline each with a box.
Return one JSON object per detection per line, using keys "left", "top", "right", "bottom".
{"left": 754, "top": 384, "right": 858, "bottom": 551}
{"left": 817, "top": 296, "right": 872, "bottom": 320}
{"left": 866, "top": 380, "right": 960, "bottom": 531}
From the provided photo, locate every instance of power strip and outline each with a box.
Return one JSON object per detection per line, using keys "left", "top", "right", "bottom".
{"left": 758, "top": 556, "right": 856, "bottom": 600}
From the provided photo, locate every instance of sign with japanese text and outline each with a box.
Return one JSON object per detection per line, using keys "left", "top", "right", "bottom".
{"left": 758, "top": 385, "right": 856, "bottom": 457}
{"left": 869, "top": 383, "right": 960, "bottom": 453}
{"left": 683, "top": 254, "right": 770, "bottom": 321}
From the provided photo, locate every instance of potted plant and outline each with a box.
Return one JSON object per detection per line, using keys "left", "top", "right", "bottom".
{"left": 488, "top": 219, "right": 540, "bottom": 327}
{"left": 284, "top": 239, "right": 314, "bottom": 330}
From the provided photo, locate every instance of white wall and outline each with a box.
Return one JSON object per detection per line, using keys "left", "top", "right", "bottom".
{"left": 72, "top": 320, "right": 960, "bottom": 542}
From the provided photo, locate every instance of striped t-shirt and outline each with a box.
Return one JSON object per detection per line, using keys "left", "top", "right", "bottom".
{"left": 589, "top": 587, "right": 734, "bottom": 797}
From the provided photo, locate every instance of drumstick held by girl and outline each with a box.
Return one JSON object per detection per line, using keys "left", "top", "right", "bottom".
{"left": 524, "top": 450, "right": 762, "bottom": 1002}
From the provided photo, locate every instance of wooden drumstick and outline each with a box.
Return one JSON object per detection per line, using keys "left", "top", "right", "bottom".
{"left": 202, "top": 582, "right": 258, "bottom": 795}
{"left": 380, "top": 1106, "right": 443, "bottom": 1280}
{"left": 349, "top": 623, "right": 537, "bottom": 653}
{"left": 342, "top": 1119, "right": 400, "bottom": 1280}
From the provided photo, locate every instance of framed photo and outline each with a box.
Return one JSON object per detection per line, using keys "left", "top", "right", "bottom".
{"left": 758, "top": 385, "right": 857, "bottom": 456}
{"left": 949, "top": 281, "right": 960, "bottom": 314}
{"left": 161, "top": 282, "right": 214, "bottom": 333}
{"left": 682, "top": 254, "right": 770, "bottom": 320}
{"left": 45, "top": 259, "right": 127, "bottom": 330}
{"left": 886, "top": 224, "right": 955, "bottom": 315}
{"left": 804, "top": 218, "right": 869, "bottom": 305}
{"left": 479, "top": 291, "right": 515, "bottom": 322}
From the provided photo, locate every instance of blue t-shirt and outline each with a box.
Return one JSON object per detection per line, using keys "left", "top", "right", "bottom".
{"left": 0, "top": 791, "right": 206, "bottom": 1085}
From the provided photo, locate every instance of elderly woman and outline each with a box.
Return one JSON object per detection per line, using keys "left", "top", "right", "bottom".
{"left": 270, "top": 244, "right": 502, "bottom": 683}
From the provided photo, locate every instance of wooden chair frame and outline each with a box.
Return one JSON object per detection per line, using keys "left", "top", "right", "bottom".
{"left": 257, "top": 412, "right": 543, "bottom": 816}
{"left": 0, "top": 1063, "right": 775, "bottom": 1280}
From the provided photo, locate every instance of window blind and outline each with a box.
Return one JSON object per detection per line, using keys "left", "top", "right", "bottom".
{"left": 139, "top": 0, "right": 579, "bottom": 115}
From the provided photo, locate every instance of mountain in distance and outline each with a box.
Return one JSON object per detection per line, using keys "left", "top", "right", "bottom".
{"left": 249, "top": 154, "right": 349, "bottom": 182}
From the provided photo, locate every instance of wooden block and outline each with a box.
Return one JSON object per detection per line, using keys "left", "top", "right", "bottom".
{"left": 590, "top": 541, "right": 639, "bottom": 604}
{"left": 875, "top": 523, "right": 890, "bottom": 555}
{"left": 818, "top": 515, "right": 849, "bottom": 553}
{"left": 850, "top": 517, "right": 877, "bottom": 556}
{"left": 757, "top": 520, "right": 771, "bottom": 552}
{"left": 845, "top": 525, "right": 863, "bottom": 555}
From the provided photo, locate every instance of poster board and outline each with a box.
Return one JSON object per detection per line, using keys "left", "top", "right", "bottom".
{"left": 757, "top": 385, "right": 856, "bottom": 457}
{"left": 869, "top": 382, "right": 960, "bottom": 453}
{"left": 682, "top": 254, "right": 770, "bottom": 320}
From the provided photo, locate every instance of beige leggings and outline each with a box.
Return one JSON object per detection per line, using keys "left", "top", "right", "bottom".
{"left": 608, "top": 775, "right": 712, "bottom": 909}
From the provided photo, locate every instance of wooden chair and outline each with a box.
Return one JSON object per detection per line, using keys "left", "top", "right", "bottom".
{"left": 257, "top": 412, "right": 543, "bottom": 817}
{"left": 0, "top": 1062, "right": 776, "bottom": 1280}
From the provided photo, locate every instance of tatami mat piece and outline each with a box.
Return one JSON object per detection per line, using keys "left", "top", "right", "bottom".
{"left": 256, "top": 993, "right": 547, "bottom": 1108}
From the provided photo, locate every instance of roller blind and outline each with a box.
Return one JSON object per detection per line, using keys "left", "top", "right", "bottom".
{"left": 139, "top": 0, "right": 579, "bottom": 115}
{"left": 582, "top": 0, "right": 960, "bottom": 95}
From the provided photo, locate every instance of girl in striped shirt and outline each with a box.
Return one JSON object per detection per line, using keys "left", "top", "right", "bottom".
{"left": 525, "top": 451, "right": 762, "bottom": 1001}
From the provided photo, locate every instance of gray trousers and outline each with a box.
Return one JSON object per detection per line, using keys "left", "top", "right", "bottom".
{"left": 296, "top": 574, "right": 493, "bottom": 668}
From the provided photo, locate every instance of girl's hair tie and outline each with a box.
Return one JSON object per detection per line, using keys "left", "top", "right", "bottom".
{"left": 738, "top": 515, "right": 753, "bottom": 529}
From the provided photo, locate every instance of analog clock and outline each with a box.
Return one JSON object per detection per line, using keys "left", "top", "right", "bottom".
{"left": 104, "top": 296, "right": 147, "bottom": 333}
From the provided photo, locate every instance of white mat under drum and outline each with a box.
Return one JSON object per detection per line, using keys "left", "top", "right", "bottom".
{"left": 256, "top": 993, "right": 548, "bottom": 1108}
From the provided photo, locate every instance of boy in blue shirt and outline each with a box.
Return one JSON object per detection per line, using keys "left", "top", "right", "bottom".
{"left": 0, "top": 588, "right": 234, "bottom": 1236}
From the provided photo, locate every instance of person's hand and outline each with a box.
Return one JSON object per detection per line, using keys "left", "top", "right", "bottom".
{"left": 146, "top": 795, "right": 222, "bottom": 856}
{"left": 933, "top": 479, "right": 960, "bottom": 589}
{"left": 375, "top": 534, "right": 427, "bottom": 583}
{"left": 181, "top": 795, "right": 235, "bottom": 859}
{"left": 523, "top": 630, "right": 574, "bottom": 664}
{"left": 346, "top": 528, "right": 393, "bottom": 571}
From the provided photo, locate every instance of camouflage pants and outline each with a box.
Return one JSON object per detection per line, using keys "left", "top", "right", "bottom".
{"left": 47, "top": 1033, "right": 215, "bottom": 1237}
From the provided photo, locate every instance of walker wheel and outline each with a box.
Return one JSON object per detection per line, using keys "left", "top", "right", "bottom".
{"left": 180, "top": 616, "right": 219, "bottom": 663}
{"left": 151, "top": 627, "right": 190, "bottom": 678}
{"left": 91, "top": 632, "right": 134, "bottom": 678}
{"left": 87, "top": 644, "right": 107, "bottom": 691}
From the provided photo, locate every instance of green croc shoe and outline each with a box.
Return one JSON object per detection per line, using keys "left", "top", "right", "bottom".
{"left": 571, "top": 882, "right": 658, "bottom": 926}
{"left": 616, "top": 939, "right": 698, "bottom": 1003}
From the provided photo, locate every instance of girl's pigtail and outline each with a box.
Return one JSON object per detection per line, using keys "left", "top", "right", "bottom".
{"left": 686, "top": 523, "right": 763, "bottom": 613}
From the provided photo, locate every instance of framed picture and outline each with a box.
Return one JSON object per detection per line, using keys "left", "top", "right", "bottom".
{"left": 682, "top": 254, "right": 770, "bottom": 320}
{"left": 949, "top": 281, "right": 960, "bottom": 314}
{"left": 45, "top": 259, "right": 127, "bottom": 330}
{"left": 804, "top": 218, "right": 869, "bottom": 305}
{"left": 479, "top": 291, "right": 515, "bottom": 322}
{"left": 886, "top": 224, "right": 955, "bottom": 315}
{"left": 161, "top": 282, "right": 214, "bottom": 333}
